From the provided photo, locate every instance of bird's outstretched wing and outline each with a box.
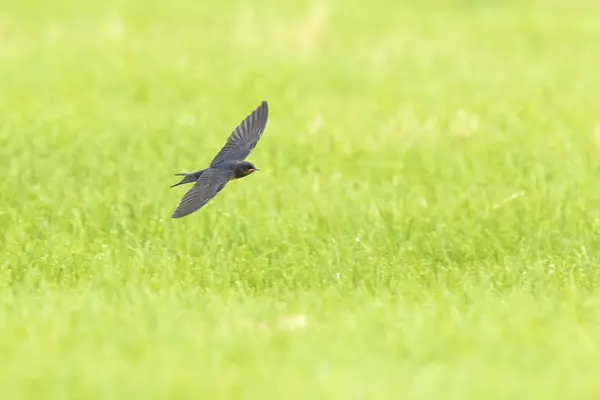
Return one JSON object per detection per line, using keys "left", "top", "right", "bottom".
{"left": 210, "top": 101, "right": 268, "bottom": 167}
{"left": 171, "top": 168, "right": 234, "bottom": 218}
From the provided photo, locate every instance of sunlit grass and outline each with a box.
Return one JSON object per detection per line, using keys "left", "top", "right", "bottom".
{"left": 1, "top": 0, "right": 600, "bottom": 398}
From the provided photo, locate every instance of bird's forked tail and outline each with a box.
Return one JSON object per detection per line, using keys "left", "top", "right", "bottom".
{"left": 170, "top": 172, "right": 200, "bottom": 188}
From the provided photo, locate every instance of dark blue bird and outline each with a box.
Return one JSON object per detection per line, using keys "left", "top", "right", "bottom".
{"left": 170, "top": 101, "right": 268, "bottom": 218}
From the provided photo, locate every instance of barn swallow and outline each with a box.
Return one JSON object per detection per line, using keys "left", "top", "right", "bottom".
{"left": 170, "top": 101, "right": 268, "bottom": 218}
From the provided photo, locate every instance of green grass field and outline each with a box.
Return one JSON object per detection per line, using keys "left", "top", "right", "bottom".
{"left": 2, "top": 0, "right": 600, "bottom": 398}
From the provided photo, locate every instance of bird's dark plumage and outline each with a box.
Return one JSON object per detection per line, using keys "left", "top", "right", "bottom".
{"left": 170, "top": 101, "right": 269, "bottom": 218}
{"left": 210, "top": 100, "right": 269, "bottom": 167}
{"left": 170, "top": 170, "right": 205, "bottom": 188}
{"left": 171, "top": 168, "right": 233, "bottom": 218}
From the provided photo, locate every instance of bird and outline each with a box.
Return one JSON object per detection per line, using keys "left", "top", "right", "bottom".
{"left": 170, "top": 100, "right": 269, "bottom": 218}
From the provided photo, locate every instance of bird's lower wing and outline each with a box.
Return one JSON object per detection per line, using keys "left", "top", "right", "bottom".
{"left": 171, "top": 168, "right": 234, "bottom": 218}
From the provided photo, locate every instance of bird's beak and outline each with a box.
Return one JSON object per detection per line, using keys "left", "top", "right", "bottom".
{"left": 249, "top": 168, "right": 259, "bottom": 174}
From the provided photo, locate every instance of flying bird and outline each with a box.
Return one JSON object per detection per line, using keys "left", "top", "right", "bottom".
{"left": 170, "top": 100, "right": 269, "bottom": 218}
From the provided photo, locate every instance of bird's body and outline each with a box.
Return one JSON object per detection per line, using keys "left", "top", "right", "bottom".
{"left": 170, "top": 101, "right": 268, "bottom": 218}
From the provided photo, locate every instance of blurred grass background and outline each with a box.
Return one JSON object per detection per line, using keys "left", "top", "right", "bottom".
{"left": 1, "top": 0, "right": 600, "bottom": 398}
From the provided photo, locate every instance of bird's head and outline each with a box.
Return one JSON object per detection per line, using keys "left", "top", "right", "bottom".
{"left": 234, "top": 161, "right": 259, "bottom": 178}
